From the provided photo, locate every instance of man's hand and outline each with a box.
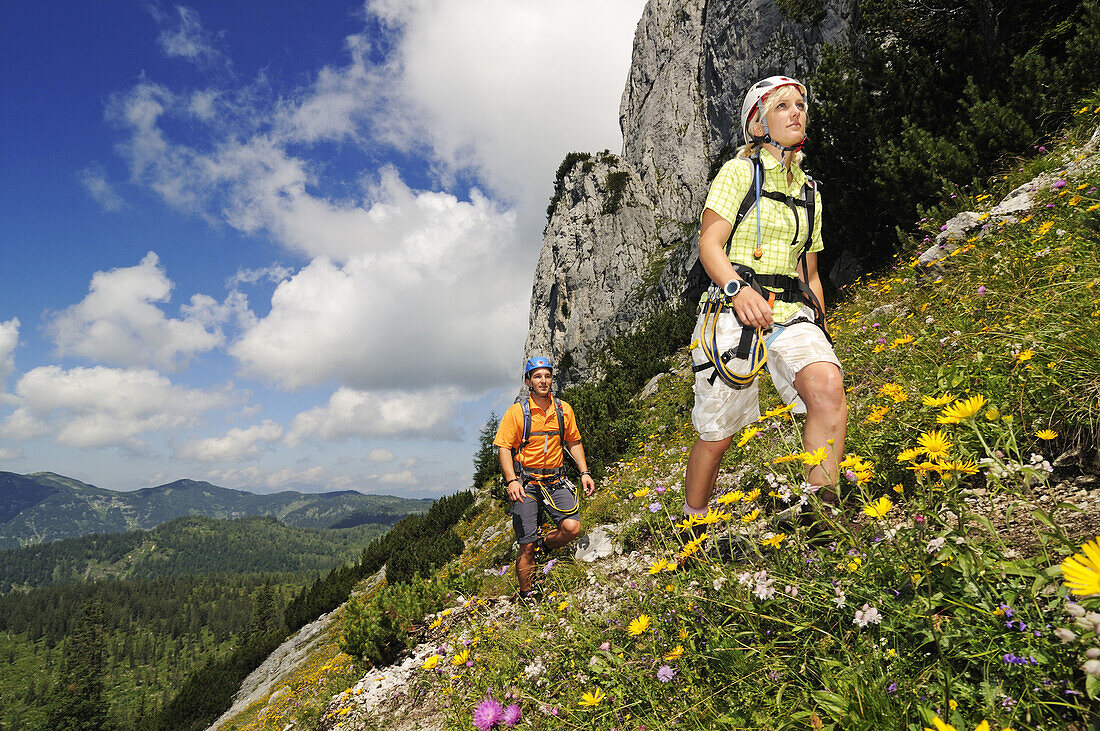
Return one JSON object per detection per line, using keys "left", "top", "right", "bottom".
{"left": 581, "top": 473, "right": 596, "bottom": 497}
{"left": 506, "top": 479, "right": 526, "bottom": 503}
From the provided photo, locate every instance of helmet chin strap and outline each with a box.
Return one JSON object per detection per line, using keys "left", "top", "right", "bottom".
{"left": 751, "top": 115, "right": 805, "bottom": 169}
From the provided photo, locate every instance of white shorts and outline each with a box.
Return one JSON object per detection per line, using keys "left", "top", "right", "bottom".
{"left": 691, "top": 305, "right": 842, "bottom": 441}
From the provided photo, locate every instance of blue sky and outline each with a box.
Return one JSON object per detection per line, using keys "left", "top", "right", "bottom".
{"left": 0, "top": 0, "right": 645, "bottom": 496}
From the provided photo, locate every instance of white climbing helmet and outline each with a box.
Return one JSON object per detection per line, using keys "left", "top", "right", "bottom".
{"left": 740, "top": 75, "right": 808, "bottom": 144}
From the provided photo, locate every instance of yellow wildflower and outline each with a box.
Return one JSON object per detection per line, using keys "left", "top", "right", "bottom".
{"left": 761, "top": 532, "right": 787, "bottom": 548}
{"left": 697, "top": 508, "right": 725, "bottom": 525}
{"left": 984, "top": 407, "right": 1000, "bottom": 421}
{"left": 664, "top": 645, "right": 685, "bottom": 661}
{"left": 897, "top": 447, "right": 921, "bottom": 462}
{"left": 558, "top": 600, "right": 570, "bottom": 611}
{"left": 741, "top": 508, "right": 760, "bottom": 523}
{"left": 763, "top": 402, "right": 796, "bottom": 418}
{"left": 941, "top": 459, "right": 979, "bottom": 476}
{"left": 736, "top": 426, "right": 759, "bottom": 447}
{"left": 678, "top": 534, "right": 707, "bottom": 559}
{"left": 716, "top": 491, "right": 742, "bottom": 505}
{"left": 921, "top": 393, "right": 955, "bottom": 407}
{"left": 1035, "top": 429, "right": 1057, "bottom": 440}
{"left": 627, "top": 614, "right": 652, "bottom": 636}
{"left": 866, "top": 405, "right": 889, "bottom": 423}
{"left": 1015, "top": 349, "right": 1034, "bottom": 362}
{"left": 937, "top": 394, "right": 986, "bottom": 424}
{"left": 678, "top": 628, "right": 689, "bottom": 640}
{"left": 878, "top": 382, "right": 906, "bottom": 401}
{"left": 863, "top": 496, "right": 894, "bottom": 519}
{"left": 578, "top": 688, "right": 606, "bottom": 707}
{"left": 648, "top": 559, "right": 671, "bottom": 575}
{"left": 772, "top": 453, "right": 802, "bottom": 464}
{"left": 742, "top": 488, "right": 760, "bottom": 501}
{"left": 917, "top": 430, "right": 952, "bottom": 458}
{"left": 802, "top": 447, "right": 828, "bottom": 466}
{"left": 633, "top": 487, "right": 650, "bottom": 498}
{"left": 1061, "top": 536, "right": 1100, "bottom": 596}
{"left": 452, "top": 649, "right": 470, "bottom": 666}
{"left": 422, "top": 655, "right": 440, "bottom": 670}
{"left": 890, "top": 335, "right": 915, "bottom": 348}
{"left": 676, "top": 516, "right": 697, "bottom": 531}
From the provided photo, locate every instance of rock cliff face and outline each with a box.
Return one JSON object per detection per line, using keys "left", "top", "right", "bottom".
{"left": 524, "top": 0, "right": 857, "bottom": 386}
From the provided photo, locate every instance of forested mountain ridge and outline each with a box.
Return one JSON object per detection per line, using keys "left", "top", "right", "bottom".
{"left": 0, "top": 514, "right": 393, "bottom": 592}
{"left": 0, "top": 471, "right": 431, "bottom": 549}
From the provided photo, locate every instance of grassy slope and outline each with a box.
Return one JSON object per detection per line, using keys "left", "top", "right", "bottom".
{"left": 219, "top": 102, "right": 1100, "bottom": 731}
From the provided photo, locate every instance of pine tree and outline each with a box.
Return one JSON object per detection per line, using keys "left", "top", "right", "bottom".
{"left": 471, "top": 411, "right": 503, "bottom": 499}
{"left": 43, "top": 600, "right": 110, "bottom": 730}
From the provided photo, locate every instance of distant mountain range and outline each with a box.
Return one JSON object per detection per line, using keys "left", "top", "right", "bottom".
{"left": 0, "top": 471, "right": 432, "bottom": 550}
{"left": 0, "top": 514, "right": 396, "bottom": 591}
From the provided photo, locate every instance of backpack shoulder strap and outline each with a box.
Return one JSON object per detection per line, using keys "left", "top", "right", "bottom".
{"left": 724, "top": 156, "right": 763, "bottom": 257}
{"left": 553, "top": 396, "right": 565, "bottom": 443}
{"left": 517, "top": 397, "right": 532, "bottom": 451}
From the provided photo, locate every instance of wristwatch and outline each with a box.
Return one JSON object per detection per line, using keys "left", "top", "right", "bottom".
{"left": 722, "top": 279, "right": 744, "bottom": 298}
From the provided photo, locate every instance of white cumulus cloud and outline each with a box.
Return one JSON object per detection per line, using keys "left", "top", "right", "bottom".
{"left": 0, "top": 318, "right": 18, "bottom": 386}
{"left": 176, "top": 420, "right": 284, "bottom": 462}
{"left": 367, "top": 0, "right": 643, "bottom": 207}
{"left": 47, "top": 252, "right": 233, "bottom": 372}
{"left": 285, "top": 386, "right": 463, "bottom": 445}
{"left": 229, "top": 171, "right": 524, "bottom": 391}
{"left": 0, "top": 365, "right": 235, "bottom": 451}
{"left": 366, "top": 448, "right": 396, "bottom": 463}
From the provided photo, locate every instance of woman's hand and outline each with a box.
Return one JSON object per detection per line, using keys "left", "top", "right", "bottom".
{"left": 732, "top": 287, "right": 773, "bottom": 328}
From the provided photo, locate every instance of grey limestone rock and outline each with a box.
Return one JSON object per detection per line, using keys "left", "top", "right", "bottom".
{"left": 524, "top": 154, "right": 661, "bottom": 383}
{"left": 574, "top": 524, "right": 623, "bottom": 563}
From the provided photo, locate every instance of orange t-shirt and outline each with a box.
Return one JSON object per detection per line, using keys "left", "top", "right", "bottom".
{"left": 493, "top": 396, "right": 581, "bottom": 471}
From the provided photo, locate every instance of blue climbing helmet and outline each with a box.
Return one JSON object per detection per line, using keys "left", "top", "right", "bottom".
{"left": 523, "top": 356, "right": 553, "bottom": 380}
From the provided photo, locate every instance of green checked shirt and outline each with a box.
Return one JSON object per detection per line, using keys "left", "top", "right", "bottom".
{"left": 703, "top": 153, "right": 823, "bottom": 323}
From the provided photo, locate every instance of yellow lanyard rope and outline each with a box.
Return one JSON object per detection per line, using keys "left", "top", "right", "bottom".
{"left": 698, "top": 295, "right": 768, "bottom": 389}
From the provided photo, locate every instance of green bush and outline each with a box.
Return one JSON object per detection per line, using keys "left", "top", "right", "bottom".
{"left": 339, "top": 575, "right": 447, "bottom": 667}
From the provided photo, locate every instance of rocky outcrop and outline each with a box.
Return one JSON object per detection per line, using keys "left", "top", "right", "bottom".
{"left": 525, "top": 153, "right": 659, "bottom": 383}
{"left": 524, "top": 0, "right": 857, "bottom": 385}
{"left": 619, "top": 0, "right": 709, "bottom": 228}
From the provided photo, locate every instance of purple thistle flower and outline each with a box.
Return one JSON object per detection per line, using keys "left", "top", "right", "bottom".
{"left": 1053, "top": 179, "right": 1066, "bottom": 189}
{"left": 473, "top": 698, "right": 503, "bottom": 731}
{"left": 501, "top": 704, "right": 522, "bottom": 727}
{"left": 976, "top": 285, "right": 986, "bottom": 295}
{"left": 656, "top": 664, "right": 676, "bottom": 683}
